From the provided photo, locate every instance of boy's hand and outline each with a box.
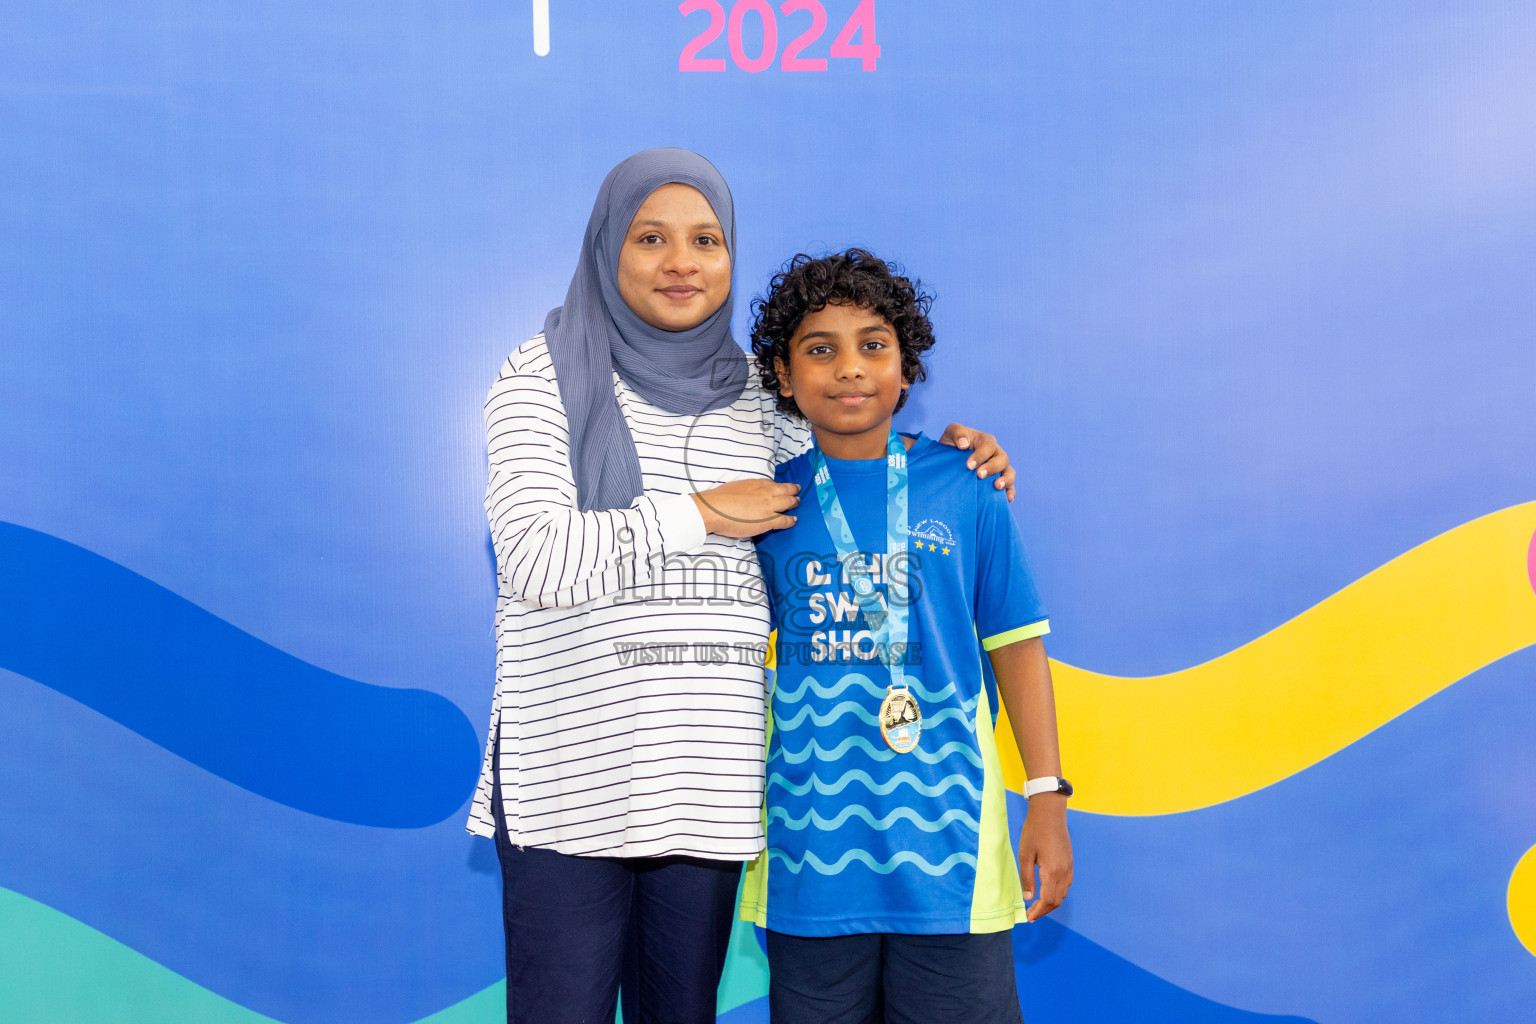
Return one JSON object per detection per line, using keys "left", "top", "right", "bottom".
{"left": 938, "top": 424, "right": 1016, "bottom": 501}
{"left": 1019, "top": 793, "right": 1073, "bottom": 921}
{"left": 691, "top": 480, "right": 800, "bottom": 537}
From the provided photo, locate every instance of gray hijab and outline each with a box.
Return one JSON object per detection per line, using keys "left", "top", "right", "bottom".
{"left": 544, "top": 148, "right": 746, "bottom": 512}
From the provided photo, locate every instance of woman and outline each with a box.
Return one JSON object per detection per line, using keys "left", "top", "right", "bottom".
{"left": 465, "top": 148, "right": 1014, "bottom": 1024}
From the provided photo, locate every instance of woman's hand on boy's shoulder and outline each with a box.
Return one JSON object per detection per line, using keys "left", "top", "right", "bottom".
{"left": 938, "top": 424, "right": 1016, "bottom": 501}
{"left": 691, "top": 479, "right": 800, "bottom": 538}
{"left": 1019, "top": 794, "right": 1073, "bottom": 921}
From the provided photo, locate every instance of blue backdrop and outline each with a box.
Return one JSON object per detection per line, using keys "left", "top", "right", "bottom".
{"left": 3, "top": 3, "right": 1534, "bottom": 1022}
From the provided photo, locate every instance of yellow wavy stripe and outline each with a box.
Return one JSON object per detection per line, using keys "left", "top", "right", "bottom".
{"left": 996, "top": 502, "right": 1536, "bottom": 816}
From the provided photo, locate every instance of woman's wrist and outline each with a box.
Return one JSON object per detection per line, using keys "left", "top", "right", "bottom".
{"left": 689, "top": 491, "right": 719, "bottom": 534}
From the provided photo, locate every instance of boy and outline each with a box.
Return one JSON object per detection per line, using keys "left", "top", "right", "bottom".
{"left": 740, "top": 249, "right": 1073, "bottom": 1023}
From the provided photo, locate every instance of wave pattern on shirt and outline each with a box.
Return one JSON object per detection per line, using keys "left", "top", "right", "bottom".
{"left": 766, "top": 768, "right": 984, "bottom": 800}
{"left": 767, "top": 848, "right": 980, "bottom": 876}
{"left": 772, "top": 735, "right": 983, "bottom": 768}
{"left": 768, "top": 805, "right": 983, "bottom": 833}
{"left": 774, "top": 674, "right": 961, "bottom": 704}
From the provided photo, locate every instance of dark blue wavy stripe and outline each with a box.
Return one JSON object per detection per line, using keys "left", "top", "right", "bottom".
{"left": 1012, "top": 915, "right": 1318, "bottom": 1024}
{"left": 724, "top": 897, "right": 1313, "bottom": 1024}
{"left": 994, "top": 790, "right": 1320, "bottom": 1024}
{"left": 0, "top": 522, "right": 480, "bottom": 827}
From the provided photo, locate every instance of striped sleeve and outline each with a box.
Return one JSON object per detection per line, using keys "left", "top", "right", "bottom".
{"left": 484, "top": 346, "right": 706, "bottom": 609}
{"left": 770, "top": 402, "right": 813, "bottom": 466}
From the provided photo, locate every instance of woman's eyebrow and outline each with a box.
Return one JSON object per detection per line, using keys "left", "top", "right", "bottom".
{"left": 630, "top": 219, "right": 722, "bottom": 232}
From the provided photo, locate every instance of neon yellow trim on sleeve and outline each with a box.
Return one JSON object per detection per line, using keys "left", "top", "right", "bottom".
{"left": 981, "top": 619, "right": 1050, "bottom": 651}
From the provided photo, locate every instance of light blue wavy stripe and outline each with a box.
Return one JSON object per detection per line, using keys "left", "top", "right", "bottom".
{"left": 774, "top": 703, "right": 976, "bottom": 733}
{"left": 768, "top": 804, "right": 981, "bottom": 833}
{"left": 916, "top": 706, "right": 976, "bottom": 731}
{"left": 775, "top": 673, "right": 960, "bottom": 705}
{"left": 774, "top": 700, "right": 878, "bottom": 730}
{"left": 766, "top": 769, "right": 982, "bottom": 800}
{"left": 772, "top": 735, "right": 983, "bottom": 769}
{"left": 766, "top": 848, "right": 978, "bottom": 876}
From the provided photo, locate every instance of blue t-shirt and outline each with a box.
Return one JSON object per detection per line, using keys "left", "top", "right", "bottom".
{"left": 741, "top": 433, "right": 1049, "bottom": 936}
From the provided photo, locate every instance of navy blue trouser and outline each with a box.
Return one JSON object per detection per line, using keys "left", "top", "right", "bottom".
{"left": 492, "top": 795, "right": 741, "bottom": 1023}
{"left": 766, "top": 929, "right": 1025, "bottom": 1024}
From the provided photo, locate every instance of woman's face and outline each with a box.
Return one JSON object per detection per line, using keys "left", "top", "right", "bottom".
{"left": 616, "top": 184, "right": 731, "bottom": 332}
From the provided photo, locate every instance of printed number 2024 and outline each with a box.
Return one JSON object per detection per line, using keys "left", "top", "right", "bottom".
{"left": 679, "top": 0, "right": 879, "bottom": 73}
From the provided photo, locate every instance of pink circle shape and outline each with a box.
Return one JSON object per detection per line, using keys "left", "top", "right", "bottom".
{"left": 1529, "top": 529, "right": 1536, "bottom": 597}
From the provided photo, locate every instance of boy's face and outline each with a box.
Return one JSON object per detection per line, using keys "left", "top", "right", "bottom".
{"left": 775, "top": 303, "right": 909, "bottom": 457}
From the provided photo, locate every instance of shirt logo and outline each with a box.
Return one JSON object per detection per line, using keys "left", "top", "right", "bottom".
{"left": 908, "top": 517, "right": 956, "bottom": 556}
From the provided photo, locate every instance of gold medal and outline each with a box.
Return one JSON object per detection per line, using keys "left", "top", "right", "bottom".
{"left": 879, "top": 685, "right": 922, "bottom": 754}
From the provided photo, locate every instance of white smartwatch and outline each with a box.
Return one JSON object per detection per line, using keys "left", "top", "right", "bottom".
{"left": 1023, "top": 776, "right": 1074, "bottom": 798}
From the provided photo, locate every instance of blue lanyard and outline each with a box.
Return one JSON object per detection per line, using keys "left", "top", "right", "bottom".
{"left": 808, "top": 431, "right": 910, "bottom": 688}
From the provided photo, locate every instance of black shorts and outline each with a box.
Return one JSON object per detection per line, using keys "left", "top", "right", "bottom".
{"left": 766, "top": 928, "right": 1025, "bottom": 1024}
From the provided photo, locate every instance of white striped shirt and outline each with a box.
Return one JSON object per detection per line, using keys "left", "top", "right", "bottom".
{"left": 466, "top": 336, "right": 811, "bottom": 859}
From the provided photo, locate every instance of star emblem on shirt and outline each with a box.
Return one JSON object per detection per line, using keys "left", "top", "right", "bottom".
{"left": 908, "top": 519, "right": 959, "bottom": 557}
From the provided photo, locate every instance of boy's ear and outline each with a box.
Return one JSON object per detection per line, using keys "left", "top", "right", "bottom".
{"left": 774, "top": 356, "right": 793, "bottom": 396}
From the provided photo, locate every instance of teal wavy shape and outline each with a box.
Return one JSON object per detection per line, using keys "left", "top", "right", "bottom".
{"left": 773, "top": 735, "right": 983, "bottom": 769}
{"left": 768, "top": 803, "right": 981, "bottom": 833}
{"left": 1, "top": 881, "right": 1315, "bottom": 1024}
{"left": 766, "top": 847, "right": 978, "bottom": 876}
{"left": 0, "top": 885, "right": 501, "bottom": 1024}
{"left": 766, "top": 768, "right": 982, "bottom": 800}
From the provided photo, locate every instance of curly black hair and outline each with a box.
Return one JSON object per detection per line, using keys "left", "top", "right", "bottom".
{"left": 749, "top": 248, "right": 936, "bottom": 418}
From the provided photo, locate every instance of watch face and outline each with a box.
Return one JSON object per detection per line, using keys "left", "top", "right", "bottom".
{"left": 1058, "top": 778, "right": 1074, "bottom": 797}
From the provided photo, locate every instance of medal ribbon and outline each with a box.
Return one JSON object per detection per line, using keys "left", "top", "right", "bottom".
{"left": 808, "top": 432, "right": 910, "bottom": 688}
